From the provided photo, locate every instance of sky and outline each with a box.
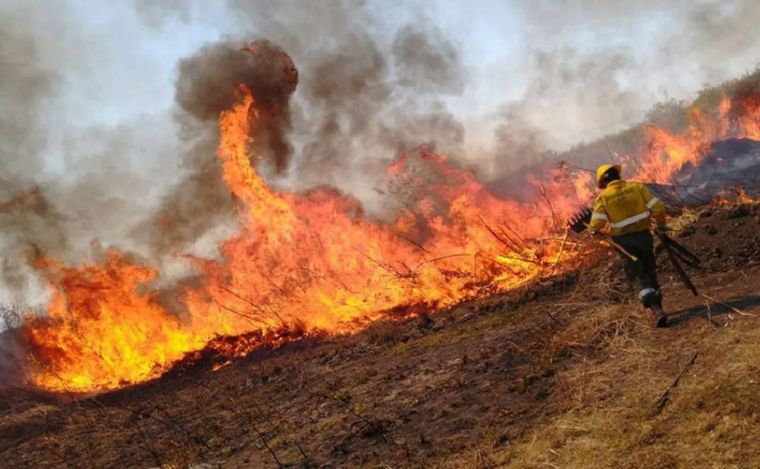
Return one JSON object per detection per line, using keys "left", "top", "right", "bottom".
{"left": 1, "top": 0, "right": 759, "bottom": 304}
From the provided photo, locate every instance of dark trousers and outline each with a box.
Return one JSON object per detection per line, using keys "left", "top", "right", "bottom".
{"left": 613, "top": 230, "right": 662, "bottom": 308}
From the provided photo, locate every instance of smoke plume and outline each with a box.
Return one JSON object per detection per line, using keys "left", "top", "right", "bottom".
{"left": 135, "top": 38, "right": 299, "bottom": 256}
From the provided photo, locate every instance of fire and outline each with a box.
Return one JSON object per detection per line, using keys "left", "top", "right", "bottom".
{"left": 634, "top": 92, "right": 760, "bottom": 184}
{"left": 20, "top": 86, "right": 589, "bottom": 392}
{"left": 23, "top": 254, "right": 200, "bottom": 390}
{"left": 17, "top": 80, "right": 760, "bottom": 393}
{"left": 712, "top": 187, "right": 759, "bottom": 206}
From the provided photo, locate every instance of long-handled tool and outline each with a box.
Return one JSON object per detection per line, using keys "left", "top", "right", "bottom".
{"left": 659, "top": 233, "right": 701, "bottom": 269}
{"left": 595, "top": 230, "right": 639, "bottom": 262}
{"left": 657, "top": 232, "right": 699, "bottom": 296}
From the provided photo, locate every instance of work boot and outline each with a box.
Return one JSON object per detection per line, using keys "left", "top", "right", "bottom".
{"left": 651, "top": 305, "right": 668, "bottom": 328}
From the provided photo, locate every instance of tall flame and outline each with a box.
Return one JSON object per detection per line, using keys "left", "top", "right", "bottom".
{"left": 18, "top": 85, "right": 760, "bottom": 393}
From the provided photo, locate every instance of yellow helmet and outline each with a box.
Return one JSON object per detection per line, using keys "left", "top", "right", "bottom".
{"left": 595, "top": 164, "right": 622, "bottom": 188}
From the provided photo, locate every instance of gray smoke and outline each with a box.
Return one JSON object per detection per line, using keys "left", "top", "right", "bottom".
{"left": 134, "top": 38, "right": 299, "bottom": 257}
{"left": 0, "top": 1, "right": 183, "bottom": 302}
{"left": 133, "top": 0, "right": 472, "bottom": 245}
{"left": 176, "top": 39, "right": 298, "bottom": 172}
{"left": 290, "top": 23, "right": 467, "bottom": 200}
{"left": 0, "top": 5, "right": 68, "bottom": 301}
{"left": 215, "top": 1, "right": 466, "bottom": 207}
{"left": 133, "top": 0, "right": 190, "bottom": 28}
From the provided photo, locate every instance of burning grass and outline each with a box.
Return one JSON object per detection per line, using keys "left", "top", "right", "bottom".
{"left": 16, "top": 86, "right": 592, "bottom": 393}
{"left": 6, "top": 57, "right": 760, "bottom": 395}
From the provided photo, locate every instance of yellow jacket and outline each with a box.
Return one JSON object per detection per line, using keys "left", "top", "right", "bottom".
{"left": 589, "top": 180, "right": 666, "bottom": 236}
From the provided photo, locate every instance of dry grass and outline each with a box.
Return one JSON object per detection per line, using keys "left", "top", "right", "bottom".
{"left": 483, "top": 295, "right": 760, "bottom": 468}
{"left": 430, "top": 247, "right": 760, "bottom": 468}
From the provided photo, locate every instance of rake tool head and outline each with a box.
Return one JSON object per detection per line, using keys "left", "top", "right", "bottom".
{"left": 568, "top": 207, "right": 592, "bottom": 233}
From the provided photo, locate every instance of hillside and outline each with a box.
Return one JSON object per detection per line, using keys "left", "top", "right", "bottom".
{"left": 1, "top": 201, "right": 758, "bottom": 468}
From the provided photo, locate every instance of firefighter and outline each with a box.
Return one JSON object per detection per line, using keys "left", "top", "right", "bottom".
{"left": 589, "top": 164, "right": 669, "bottom": 327}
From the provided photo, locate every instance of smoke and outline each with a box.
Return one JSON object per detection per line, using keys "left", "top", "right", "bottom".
{"left": 0, "top": 5, "right": 69, "bottom": 302}
{"left": 0, "top": 1, "right": 187, "bottom": 302}
{"left": 137, "top": 0, "right": 471, "bottom": 242}
{"left": 132, "top": 0, "right": 190, "bottom": 27}
{"left": 175, "top": 39, "right": 298, "bottom": 172}
{"left": 131, "top": 127, "right": 235, "bottom": 258}
{"left": 391, "top": 25, "right": 465, "bottom": 94}
{"left": 491, "top": 47, "right": 640, "bottom": 165}
{"left": 133, "top": 38, "right": 299, "bottom": 258}
{"left": 218, "top": 1, "right": 469, "bottom": 216}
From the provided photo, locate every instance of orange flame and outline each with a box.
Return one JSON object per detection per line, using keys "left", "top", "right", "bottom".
{"left": 633, "top": 93, "right": 760, "bottom": 184}
{"left": 712, "top": 186, "right": 759, "bottom": 206}
{"left": 23, "top": 253, "right": 199, "bottom": 390}
{"left": 19, "top": 86, "right": 760, "bottom": 393}
{"left": 20, "top": 86, "right": 592, "bottom": 392}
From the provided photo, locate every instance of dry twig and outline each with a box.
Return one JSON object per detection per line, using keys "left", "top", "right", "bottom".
{"left": 549, "top": 229, "right": 570, "bottom": 275}
{"left": 653, "top": 352, "right": 698, "bottom": 413}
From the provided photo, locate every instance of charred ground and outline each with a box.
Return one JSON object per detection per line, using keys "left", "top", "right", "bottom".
{"left": 1, "top": 201, "right": 759, "bottom": 468}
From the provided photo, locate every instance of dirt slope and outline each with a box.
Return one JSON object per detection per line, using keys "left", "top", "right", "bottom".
{"left": 1, "top": 202, "right": 759, "bottom": 468}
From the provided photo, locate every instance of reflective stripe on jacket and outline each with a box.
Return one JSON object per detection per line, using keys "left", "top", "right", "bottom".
{"left": 588, "top": 180, "right": 666, "bottom": 236}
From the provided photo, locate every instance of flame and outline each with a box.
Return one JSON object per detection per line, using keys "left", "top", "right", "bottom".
{"left": 20, "top": 86, "right": 590, "bottom": 392}
{"left": 18, "top": 83, "right": 760, "bottom": 393}
{"left": 712, "top": 186, "right": 759, "bottom": 206}
{"left": 23, "top": 254, "right": 199, "bottom": 390}
{"left": 633, "top": 92, "right": 760, "bottom": 184}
